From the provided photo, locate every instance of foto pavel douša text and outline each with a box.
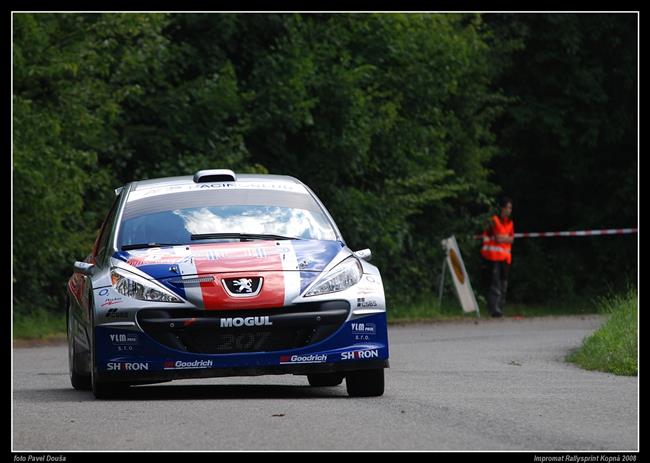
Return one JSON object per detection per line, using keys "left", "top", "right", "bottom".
{"left": 14, "top": 456, "right": 66, "bottom": 462}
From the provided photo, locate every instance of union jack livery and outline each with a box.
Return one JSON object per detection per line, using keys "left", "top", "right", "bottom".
{"left": 67, "top": 170, "right": 389, "bottom": 398}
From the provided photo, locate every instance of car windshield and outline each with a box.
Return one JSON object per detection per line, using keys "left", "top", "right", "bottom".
{"left": 117, "top": 188, "right": 338, "bottom": 248}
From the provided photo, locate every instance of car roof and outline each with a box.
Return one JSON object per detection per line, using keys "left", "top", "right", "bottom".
{"left": 130, "top": 173, "right": 304, "bottom": 191}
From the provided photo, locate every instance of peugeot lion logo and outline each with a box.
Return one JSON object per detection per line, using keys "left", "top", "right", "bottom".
{"left": 222, "top": 277, "right": 263, "bottom": 297}
{"left": 233, "top": 278, "right": 253, "bottom": 293}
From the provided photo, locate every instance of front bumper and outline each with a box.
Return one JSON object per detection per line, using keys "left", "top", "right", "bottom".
{"left": 97, "top": 359, "right": 389, "bottom": 383}
{"left": 95, "top": 309, "right": 389, "bottom": 383}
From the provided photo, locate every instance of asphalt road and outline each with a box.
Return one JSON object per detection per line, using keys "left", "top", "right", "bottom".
{"left": 13, "top": 315, "right": 638, "bottom": 451}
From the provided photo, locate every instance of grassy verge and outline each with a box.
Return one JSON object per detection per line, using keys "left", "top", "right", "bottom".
{"left": 13, "top": 309, "right": 66, "bottom": 340}
{"left": 566, "top": 288, "right": 638, "bottom": 376}
{"left": 388, "top": 296, "right": 465, "bottom": 322}
{"left": 388, "top": 294, "right": 599, "bottom": 322}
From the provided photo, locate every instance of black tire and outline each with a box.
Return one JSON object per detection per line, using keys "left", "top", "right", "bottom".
{"left": 67, "top": 301, "right": 91, "bottom": 390}
{"left": 345, "top": 368, "right": 385, "bottom": 397}
{"left": 91, "top": 375, "right": 128, "bottom": 400}
{"left": 307, "top": 373, "right": 344, "bottom": 387}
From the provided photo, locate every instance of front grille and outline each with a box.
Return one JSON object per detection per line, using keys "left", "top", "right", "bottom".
{"left": 137, "top": 301, "right": 350, "bottom": 354}
{"left": 183, "top": 327, "right": 313, "bottom": 354}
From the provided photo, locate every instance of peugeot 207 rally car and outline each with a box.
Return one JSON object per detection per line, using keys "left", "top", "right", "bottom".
{"left": 67, "top": 169, "right": 389, "bottom": 398}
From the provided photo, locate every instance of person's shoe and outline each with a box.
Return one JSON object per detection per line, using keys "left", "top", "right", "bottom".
{"left": 490, "top": 310, "right": 503, "bottom": 318}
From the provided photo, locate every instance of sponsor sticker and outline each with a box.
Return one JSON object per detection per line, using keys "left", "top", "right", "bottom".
{"left": 105, "top": 308, "right": 129, "bottom": 319}
{"left": 341, "top": 349, "right": 380, "bottom": 361}
{"left": 220, "top": 316, "right": 272, "bottom": 328}
{"left": 351, "top": 322, "right": 376, "bottom": 340}
{"left": 355, "top": 287, "right": 376, "bottom": 296}
{"left": 98, "top": 288, "right": 109, "bottom": 296}
{"left": 109, "top": 333, "right": 139, "bottom": 352}
{"left": 298, "top": 258, "right": 312, "bottom": 270}
{"left": 101, "top": 298, "right": 123, "bottom": 308}
{"left": 356, "top": 298, "right": 378, "bottom": 308}
{"left": 163, "top": 359, "right": 214, "bottom": 370}
{"left": 106, "top": 362, "right": 150, "bottom": 371}
{"left": 351, "top": 322, "right": 376, "bottom": 335}
{"left": 279, "top": 354, "right": 328, "bottom": 364}
{"left": 214, "top": 332, "right": 271, "bottom": 352}
{"left": 109, "top": 333, "right": 138, "bottom": 343}
{"left": 128, "top": 181, "right": 306, "bottom": 202}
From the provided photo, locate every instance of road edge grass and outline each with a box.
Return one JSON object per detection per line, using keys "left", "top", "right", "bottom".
{"left": 387, "top": 293, "right": 599, "bottom": 323}
{"left": 566, "top": 288, "right": 638, "bottom": 376}
{"left": 13, "top": 308, "right": 66, "bottom": 341}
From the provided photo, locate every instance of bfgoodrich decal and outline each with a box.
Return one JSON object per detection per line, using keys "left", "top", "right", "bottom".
{"left": 163, "top": 360, "right": 214, "bottom": 370}
{"left": 279, "top": 354, "right": 328, "bottom": 364}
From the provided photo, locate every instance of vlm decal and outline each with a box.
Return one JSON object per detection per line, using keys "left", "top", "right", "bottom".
{"left": 109, "top": 333, "right": 138, "bottom": 344}
{"left": 351, "top": 323, "right": 376, "bottom": 335}
{"left": 341, "top": 349, "right": 379, "bottom": 361}
{"left": 351, "top": 323, "right": 377, "bottom": 341}
{"left": 109, "top": 333, "right": 139, "bottom": 352}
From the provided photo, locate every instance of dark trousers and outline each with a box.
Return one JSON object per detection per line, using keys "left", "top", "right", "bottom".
{"left": 482, "top": 259, "right": 510, "bottom": 315}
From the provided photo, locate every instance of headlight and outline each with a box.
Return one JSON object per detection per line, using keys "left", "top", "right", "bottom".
{"left": 305, "top": 257, "right": 363, "bottom": 297}
{"left": 111, "top": 268, "right": 182, "bottom": 303}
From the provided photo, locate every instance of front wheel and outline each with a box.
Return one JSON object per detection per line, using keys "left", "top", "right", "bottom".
{"left": 345, "top": 368, "right": 385, "bottom": 397}
{"left": 89, "top": 304, "right": 128, "bottom": 399}
{"left": 90, "top": 345, "right": 129, "bottom": 399}
{"left": 67, "top": 302, "right": 90, "bottom": 390}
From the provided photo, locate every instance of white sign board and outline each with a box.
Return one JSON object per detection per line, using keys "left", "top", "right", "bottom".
{"left": 441, "top": 236, "right": 479, "bottom": 314}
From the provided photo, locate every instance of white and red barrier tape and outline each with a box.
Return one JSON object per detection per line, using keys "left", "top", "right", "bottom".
{"left": 474, "top": 228, "right": 638, "bottom": 239}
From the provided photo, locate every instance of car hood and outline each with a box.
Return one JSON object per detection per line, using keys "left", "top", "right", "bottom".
{"left": 113, "top": 239, "right": 343, "bottom": 279}
{"left": 113, "top": 240, "right": 345, "bottom": 310}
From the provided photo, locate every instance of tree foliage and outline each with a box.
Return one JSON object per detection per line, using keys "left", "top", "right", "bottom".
{"left": 12, "top": 13, "right": 637, "bottom": 314}
{"left": 484, "top": 13, "right": 637, "bottom": 302}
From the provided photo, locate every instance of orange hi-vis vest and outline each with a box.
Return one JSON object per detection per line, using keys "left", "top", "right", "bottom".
{"left": 481, "top": 215, "right": 514, "bottom": 264}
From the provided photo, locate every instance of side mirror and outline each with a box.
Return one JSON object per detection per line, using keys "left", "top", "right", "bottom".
{"left": 353, "top": 249, "right": 372, "bottom": 261}
{"left": 73, "top": 261, "right": 96, "bottom": 277}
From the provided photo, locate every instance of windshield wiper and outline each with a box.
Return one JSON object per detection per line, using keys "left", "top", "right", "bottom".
{"left": 121, "top": 242, "right": 182, "bottom": 251}
{"left": 190, "top": 233, "right": 301, "bottom": 242}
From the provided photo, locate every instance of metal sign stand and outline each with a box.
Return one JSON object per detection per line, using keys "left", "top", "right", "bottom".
{"left": 438, "top": 257, "right": 446, "bottom": 309}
